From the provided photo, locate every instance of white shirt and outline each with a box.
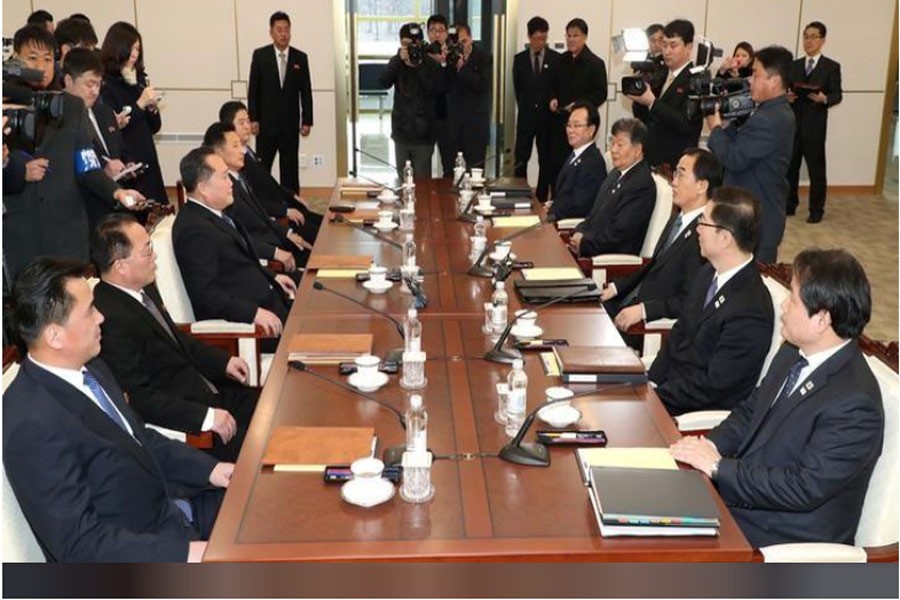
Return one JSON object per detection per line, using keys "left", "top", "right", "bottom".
{"left": 713, "top": 255, "right": 754, "bottom": 292}
{"left": 571, "top": 142, "right": 594, "bottom": 163}
{"left": 674, "top": 205, "right": 706, "bottom": 239}
{"left": 187, "top": 197, "right": 224, "bottom": 219}
{"left": 804, "top": 53, "right": 821, "bottom": 72}
{"left": 616, "top": 158, "right": 642, "bottom": 181}
{"left": 88, "top": 108, "right": 111, "bottom": 157}
{"left": 790, "top": 339, "right": 853, "bottom": 395}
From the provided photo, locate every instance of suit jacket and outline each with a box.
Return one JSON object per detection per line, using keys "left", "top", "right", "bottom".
{"left": 547, "top": 144, "right": 607, "bottom": 221}
{"left": 610, "top": 212, "right": 706, "bottom": 321}
{"left": 445, "top": 45, "right": 492, "bottom": 142}
{"left": 574, "top": 160, "right": 656, "bottom": 256}
{"left": 788, "top": 55, "right": 842, "bottom": 142}
{"left": 228, "top": 172, "right": 291, "bottom": 261}
{"left": 172, "top": 200, "right": 289, "bottom": 324}
{"left": 2, "top": 93, "right": 119, "bottom": 280}
{"left": 707, "top": 95, "right": 795, "bottom": 258}
{"left": 3, "top": 358, "right": 217, "bottom": 562}
{"left": 248, "top": 45, "right": 313, "bottom": 138}
{"left": 3, "top": 148, "right": 27, "bottom": 195}
{"left": 83, "top": 101, "right": 128, "bottom": 227}
{"left": 648, "top": 261, "right": 774, "bottom": 415}
{"left": 94, "top": 281, "right": 232, "bottom": 432}
{"left": 513, "top": 46, "right": 560, "bottom": 128}
{"left": 709, "top": 342, "right": 883, "bottom": 547}
{"left": 632, "top": 63, "right": 703, "bottom": 169}
{"left": 379, "top": 53, "right": 441, "bottom": 144}
{"left": 549, "top": 45, "right": 608, "bottom": 108}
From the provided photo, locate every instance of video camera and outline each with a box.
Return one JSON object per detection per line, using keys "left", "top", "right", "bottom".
{"left": 622, "top": 54, "right": 666, "bottom": 96}
{"left": 445, "top": 26, "right": 462, "bottom": 66}
{"left": 684, "top": 39, "right": 754, "bottom": 121}
{"left": 404, "top": 24, "right": 443, "bottom": 67}
{"left": 3, "top": 50, "right": 64, "bottom": 145}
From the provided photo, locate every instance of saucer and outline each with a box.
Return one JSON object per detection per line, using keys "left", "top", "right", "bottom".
{"left": 470, "top": 178, "right": 486, "bottom": 186}
{"left": 348, "top": 371, "right": 389, "bottom": 392}
{"left": 489, "top": 251, "right": 517, "bottom": 262}
{"left": 510, "top": 324, "right": 543, "bottom": 340}
{"left": 362, "top": 279, "right": 393, "bottom": 294}
{"left": 373, "top": 221, "right": 398, "bottom": 232}
{"left": 378, "top": 194, "right": 399, "bottom": 204}
{"left": 341, "top": 477, "right": 395, "bottom": 508}
{"left": 474, "top": 205, "right": 495, "bottom": 214}
{"left": 537, "top": 403, "right": 581, "bottom": 428}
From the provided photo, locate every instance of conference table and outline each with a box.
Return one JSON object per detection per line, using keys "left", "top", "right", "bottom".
{"left": 203, "top": 178, "right": 753, "bottom": 562}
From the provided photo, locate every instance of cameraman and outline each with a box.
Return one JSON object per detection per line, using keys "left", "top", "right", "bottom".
{"left": 379, "top": 23, "right": 440, "bottom": 179}
{"left": 426, "top": 14, "right": 453, "bottom": 177}
{"left": 627, "top": 19, "right": 702, "bottom": 173}
{"left": 445, "top": 23, "right": 491, "bottom": 171}
{"left": 706, "top": 46, "right": 795, "bottom": 263}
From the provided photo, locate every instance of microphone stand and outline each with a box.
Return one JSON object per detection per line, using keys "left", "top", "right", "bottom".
{"left": 485, "top": 284, "right": 597, "bottom": 364}
{"left": 333, "top": 214, "right": 403, "bottom": 249}
{"left": 403, "top": 276, "right": 428, "bottom": 309}
{"left": 354, "top": 146, "right": 397, "bottom": 171}
{"left": 348, "top": 169, "right": 402, "bottom": 194}
{"left": 499, "top": 383, "right": 633, "bottom": 466}
{"left": 456, "top": 191, "right": 480, "bottom": 224}
{"left": 469, "top": 220, "right": 542, "bottom": 278}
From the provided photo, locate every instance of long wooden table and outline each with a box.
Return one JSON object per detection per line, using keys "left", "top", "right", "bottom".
{"left": 203, "top": 178, "right": 752, "bottom": 562}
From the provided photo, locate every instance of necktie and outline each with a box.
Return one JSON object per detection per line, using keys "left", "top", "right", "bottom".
{"left": 771, "top": 357, "right": 809, "bottom": 408}
{"left": 172, "top": 499, "right": 194, "bottom": 525}
{"left": 805, "top": 57, "right": 815, "bottom": 76}
{"left": 88, "top": 109, "right": 110, "bottom": 156}
{"left": 660, "top": 71, "right": 675, "bottom": 95}
{"left": 221, "top": 213, "right": 237, "bottom": 229}
{"left": 661, "top": 214, "right": 683, "bottom": 253}
{"left": 83, "top": 369, "right": 130, "bottom": 434}
{"left": 702, "top": 277, "right": 718, "bottom": 308}
{"left": 533, "top": 52, "right": 541, "bottom": 76}
{"left": 278, "top": 51, "right": 287, "bottom": 87}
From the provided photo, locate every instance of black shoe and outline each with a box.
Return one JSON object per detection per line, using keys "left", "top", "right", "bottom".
{"left": 807, "top": 213, "right": 823, "bottom": 224}
{"left": 786, "top": 207, "right": 797, "bottom": 216}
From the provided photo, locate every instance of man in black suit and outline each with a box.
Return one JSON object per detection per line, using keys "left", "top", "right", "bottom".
{"left": 247, "top": 11, "right": 313, "bottom": 194}
{"left": 649, "top": 186, "right": 774, "bottom": 416}
{"left": 602, "top": 148, "right": 720, "bottom": 336}
{"left": 545, "top": 101, "right": 606, "bottom": 221}
{"left": 513, "top": 16, "right": 559, "bottom": 201}
{"left": 568, "top": 118, "right": 655, "bottom": 257}
{"left": 172, "top": 147, "right": 295, "bottom": 347}
{"left": 219, "top": 100, "right": 320, "bottom": 244}
{"left": 786, "top": 22, "right": 842, "bottom": 223}
{"left": 671, "top": 249, "right": 883, "bottom": 548}
{"left": 445, "top": 23, "right": 491, "bottom": 171}
{"left": 546, "top": 18, "right": 607, "bottom": 198}
{"left": 426, "top": 14, "right": 453, "bottom": 177}
{"left": 707, "top": 46, "right": 795, "bottom": 263}
{"left": 627, "top": 19, "right": 703, "bottom": 173}
{"left": 4, "top": 257, "right": 232, "bottom": 561}
{"left": 92, "top": 214, "right": 259, "bottom": 462}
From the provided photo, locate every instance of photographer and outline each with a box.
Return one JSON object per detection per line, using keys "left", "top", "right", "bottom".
{"left": 426, "top": 14, "right": 453, "bottom": 177}
{"left": 627, "top": 19, "right": 702, "bottom": 173}
{"left": 706, "top": 46, "right": 795, "bottom": 263}
{"left": 379, "top": 23, "right": 441, "bottom": 179}
{"left": 445, "top": 23, "right": 491, "bottom": 171}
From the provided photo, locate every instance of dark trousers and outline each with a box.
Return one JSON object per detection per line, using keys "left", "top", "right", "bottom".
{"left": 205, "top": 384, "right": 260, "bottom": 463}
{"left": 448, "top": 129, "right": 488, "bottom": 176}
{"left": 786, "top": 126, "right": 827, "bottom": 216}
{"left": 257, "top": 132, "right": 300, "bottom": 195}
{"left": 435, "top": 119, "right": 455, "bottom": 178}
{"left": 514, "top": 113, "right": 552, "bottom": 201}
{"left": 394, "top": 140, "right": 434, "bottom": 179}
{"left": 545, "top": 113, "right": 572, "bottom": 200}
{"left": 187, "top": 488, "right": 225, "bottom": 540}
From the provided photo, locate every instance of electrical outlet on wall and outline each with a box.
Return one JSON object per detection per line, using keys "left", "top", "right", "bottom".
{"left": 312, "top": 155, "right": 324, "bottom": 168}
{"left": 299, "top": 154, "right": 308, "bottom": 169}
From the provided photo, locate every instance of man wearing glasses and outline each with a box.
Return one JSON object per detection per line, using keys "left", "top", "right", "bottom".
{"left": 545, "top": 101, "right": 606, "bottom": 222}
{"left": 648, "top": 186, "right": 773, "bottom": 416}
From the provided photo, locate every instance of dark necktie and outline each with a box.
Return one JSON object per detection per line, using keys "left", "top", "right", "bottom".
{"left": 660, "top": 214, "right": 683, "bottom": 254}
{"left": 533, "top": 52, "right": 541, "bottom": 76}
{"left": 771, "top": 357, "right": 809, "bottom": 408}
{"left": 221, "top": 213, "right": 237, "bottom": 229}
{"left": 703, "top": 277, "right": 718, "bottom": 308}
{"left": 805, "top": 57, "right": 814, "bottom": 76}
{"left": 83, "top": 369, "right": 131, "bottom": 435}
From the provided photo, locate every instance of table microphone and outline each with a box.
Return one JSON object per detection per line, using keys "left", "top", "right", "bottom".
{"left": 485, "top": 283, "right": 597, "bottom": 364}
{"left": 288, "top": 360, "right": 406, "bottom": 430}
{"left": 333, "top": 214, "right": 403, "bottom": 249}
{"left": 456, "top": 191, "right": 481, "bottom": 223}
{"left": 347, "top": 169, "right": 402, "bottom": 193}
{"left": 312, "top": 281, "right": 405, "bottom": 364}
{"left": 500, "top": 382, "right": 634, "bottom": 466}
{"left": 469, "top": 220, "right": 543, "bottom": 277}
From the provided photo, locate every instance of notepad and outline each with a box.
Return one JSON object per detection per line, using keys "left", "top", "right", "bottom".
{"left": 492, "top": 215, "right": 541, "bottom": 228}
{"left": 521, "top": 267, "right": 584, "bottom": 281}
{"left": 287, "top": 333, "right": 374, "bottom": 364}
{"left": 263, "top": 426, "right": 376, "bottom": 472}
{"left": 539, "top": 351, "right": 561, "bottom": 376}
{"left": 307, "top": 255, "right": 374, "bottom": 270}
{"left": 576, "top": 447, "right": 678, "bottom": 484}
{"left": 316, "top": 269, "right": 367, "bottom": 279}
{"left": 555, "top": 218, "right": 585, "bottom": 230}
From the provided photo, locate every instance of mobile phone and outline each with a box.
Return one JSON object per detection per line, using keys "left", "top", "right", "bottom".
{"left": 324, "top": 465, "right": 402, "bottom": 483}
{"left": 330, "top": 204, "right": 356, "bottom": 213}
{"left": 338, "top": 361, "right": 399, "bottom": 375}
{"left": 535, "top": 430, "right": 607, "bottom": 446}
{"left": 119, "top": 105, "right": 133, "bottom": 116}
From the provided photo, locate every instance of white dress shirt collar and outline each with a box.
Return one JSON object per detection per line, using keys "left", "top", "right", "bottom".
{"left": 106, "top": 281, "right": 144, "bottom": 304}
{"left": 714, "top": 255, "right": 754, "bottom": 290}
{"left": 187, "top": 197, "right": 224, "bottom": 218}
{"left": 571, "top": 142, "right": 594, "bottom": 162}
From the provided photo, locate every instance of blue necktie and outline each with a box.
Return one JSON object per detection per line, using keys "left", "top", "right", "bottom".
{"left": 661, "top": 214, "right": 683, "bottom": 253}
{"left": 82, "top": 369, "right": 130, "bottom": 434}
{"left": 771, "top": 357, "right": 809, "bottom": 408}
{"left": 703, "top": 277, "right": 718, "bottom": 308}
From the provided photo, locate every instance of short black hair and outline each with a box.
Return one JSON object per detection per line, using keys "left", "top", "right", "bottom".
{"left": 664, "top": 19, "right": 694, "bottom": 44}
{"left": 11, "top": 257, "right": 88, "bottom": 348}
{"left": 180, "top": 146, "right": 218, "bottom": 193}
{"left": 753, "top": 45, "right": 793, "bottom": 90}
{"left": 203, "top": 121, "right": 236, "bottom": 149}
{"left": 708, "top": 186, "right": 759, "bottom": 253}
{"left": 426, "top": 14, "right": 448, "bottom": 30}
{"left": 91, "top": 213, "right": 140, "bottom": 274}
{"left": 793, "top": 249, "right": 871, "bottom": 338}
{"left": 569, "top": 100, "right": 600, "bottom": 136}
{"left": 269, "top": 11, "right": 290, "bottom": 27}
{"left": 527, "top": 16, "right": 549, "bottom": 37}
{"left": 14, "top": 24, "right": 56, "bottom": 54}
{"left": 645, "top": 24, "right": 664, "bottom": 37}
{"left": 683, "top": 148, "right": 722, "bottom": 196}
{"left": 69, "top": 13, "right": 91, "bottom": 22}
{"left": 565, "top": 18, "right": 588, "bottom": 36}
{"left": 62, "top": 47, "right": 103, "bottom": 80}
{"left": 805, "top": 21, "right": 827, "bottom": 38}
{"left": 27, "top": 10, "right": 54, "bottom": 26}
{"left": 219, "top": 100, "right": 248, "bottom": 125}
{"left": 611, "top": 117, "right": 648, "bottom": 147}
{"left": 55, "top": 16, "right": 98, "bottom": 49}
{"left": 454, "top": 23, "right": 471, "bottom": 37}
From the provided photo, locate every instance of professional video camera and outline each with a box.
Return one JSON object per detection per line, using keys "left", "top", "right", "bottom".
{"left": 622, "top": 54, "right": 666, "bottom": 96}
{"left": 405, "top": 24, "right": 444, "bottom": 67}
{"left": 684, "top": 39, "right": 754, "bottom": 121}
{"left": 3, "top": 48, "right": 64, "bottom": 145}
{"left": 445, "top": 26, "right": 462, "bottom": 66}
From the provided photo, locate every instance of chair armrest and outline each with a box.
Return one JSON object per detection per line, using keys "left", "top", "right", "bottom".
{"left": 864, "top": 542, "right": 899, "bottom": 562}
{"left": 626, "top": 318, "right": 677, "bottom": 336}
{"left": 760, "top": 543, "right": 867, "bottom": 563}
{"left": 555, "top": 218, "right": 585, "bottom": 231}
{"left": 146, "top": 424, "right": 213, "bottom": 450}
{"left": 576, "top": 257, "right": 593, "bottom": 277}
{"left": 179, "top": 320, "right": 264, "bottom": 336}
{"left": 591, "top": 253, "right": 645, "bottom": 267}
{"left": 558, "top": 231, "right": 572, "bottom": 244}
{"left": 675, "top": 410, "right": 732, "bottom": 433}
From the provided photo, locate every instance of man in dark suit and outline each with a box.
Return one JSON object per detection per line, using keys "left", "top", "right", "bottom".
{"left": 602, "top": 148, "right": 721, "bottom": 336}
{"left": 569, "top": 118, "right": 655, "bottom": 257}
{"left": 786, "top": 22, "right": 842, "bottom": 223}
{"left": 445, "top": 23, "right": 491, "bottom": 171}
{"left": 172, "top": 147, "right": 295, "bottom": 347}
{"left": 219, "top": 100, "right": 320, "bottom": 244}
{"left": 247, "top": 11, "right": 313, "bottom": 194}
{"left": 91, "top": 214, "right": 259, "bottom": 462}
{"left": 671, "top": 249, "right": 883, "bottom": 548}
{"left": 513, "top": 16, "right": 559, "bottom": 201}
{"left": 546, "top": 18, "right": 607, "bottom": 198}
{"left": 546, "top": 101, "right": 606, "bottom": 221}
{"left": 649, "top": 186, "right": 774, "bottom": 415}
{"left": 707, "top": 46, "right": 795, "bottom": 263}
{"left": 4, "top": 258, "right": 232, "bottom": 561}
{"left": 627, "top": 19, "right": 703, "bottom": 173}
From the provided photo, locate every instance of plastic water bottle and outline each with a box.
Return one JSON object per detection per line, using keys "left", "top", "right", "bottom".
{"left": 460, "top": 172, "right": 473, "bottom": 192}
{"left": 470, "top": 215, "right": 487, "bottom": 260}
{"left": 473, "top": 215, "right": 487, "bottom": 239}
{"left": 403, "top": 160, "right": 414, "bottom": 185}
{"left": 454, "top": 152, "right": 467, "bottom": 184}
{"left": 403, "top": 233, "right": 417, "bottom": 270}
{"left": 404, "top": 308, "right": 422, "bottom": 352}
{"left": 491, "top": 281, "right": 508, "bottom": 334}
{"left": 406, "top": 394, "right": 428, "bottom": 454}
{"left": 505, "top": 359, "right": 528, "bottom": 437}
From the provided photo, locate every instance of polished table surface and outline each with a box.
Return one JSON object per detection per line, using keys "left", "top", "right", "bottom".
{"left": 204, "top": 178, "right": 752, "bottom": 562}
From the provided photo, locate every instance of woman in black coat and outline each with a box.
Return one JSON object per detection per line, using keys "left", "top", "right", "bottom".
{"left": 99, "top": 21, "right": 168, "bottom": 207}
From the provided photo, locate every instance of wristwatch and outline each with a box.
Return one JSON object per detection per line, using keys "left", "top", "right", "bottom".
{"left": 709, "top": 459, "right": 721, "bottom": 481}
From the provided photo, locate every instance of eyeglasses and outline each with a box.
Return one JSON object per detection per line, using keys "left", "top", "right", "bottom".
{"left": 696, "top": 214, "right": 733, "bottom": 235}
{"left": 566, "top": 122, "right": 590, "bottom": 130}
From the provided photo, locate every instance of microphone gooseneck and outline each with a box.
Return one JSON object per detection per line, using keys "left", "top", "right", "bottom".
{"left": 312, "top": 281, "right": 405, "bottom": 340}
{"left": 333, "top": 214, "right": 403, "bottom": 249}
{"left": 469, "top": 220, "right": 543, "bottom": 277}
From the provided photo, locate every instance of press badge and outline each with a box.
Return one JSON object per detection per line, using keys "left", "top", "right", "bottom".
{"left": 75, "top": 147, "right": 102, "bottom": 174}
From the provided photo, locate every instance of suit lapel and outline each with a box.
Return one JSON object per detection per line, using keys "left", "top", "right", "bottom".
{"left": 98, "top": 282, "right": 182, "bottom": 352}
{"left": 697, "top": 262, "right": 753, "bottom": 325}
{"left": 654, "top": 217, "right": 699, "bottom": 271}
{"left": 660, "top": 62, "right": 692, "bottom": 101}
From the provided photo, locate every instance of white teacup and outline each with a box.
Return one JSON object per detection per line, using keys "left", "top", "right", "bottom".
{"left": 545, "top": 386, "right": 574, "bottom": 403}
{"left": 369, "top": 265, "right": 388, "bottom": 285}
{"left": 471, "top": 168, "right": 484, "bottom": 180}
{"left": 378, "top": 188, "right": 396, "bottom": 201}
{"left": 515, "top": 309, "right": 538, "bottom": 331}
{"left": 355, "top": 354, "right": 381, "bottom": 381}
{"left": 350, "top": 457, "right": 385, "bottom": 485}
{"left": 493, "top": 241, "right": 512, "bottom": 260}
{"left": 377, "top": 210, "right": 394, "bottom": 226}
{"left": 477, "top": 194, "right": 492, "bottom": 210}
